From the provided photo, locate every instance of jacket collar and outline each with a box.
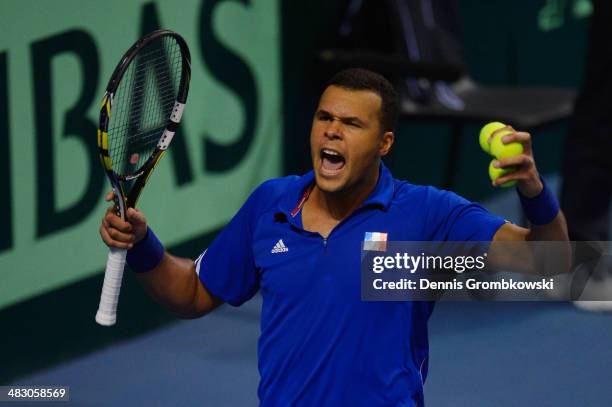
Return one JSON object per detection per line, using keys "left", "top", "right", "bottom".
{"left": 278, "top": 162, "right": 395, "bottom": 219}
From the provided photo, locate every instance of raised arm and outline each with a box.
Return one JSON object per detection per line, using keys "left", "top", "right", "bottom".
{"left": 493, "top": 212, "right": 568, "bottom": 242}
{"left": 489, "top": 128, "right": 571, "bottom": 274}
{"left": 99, "top": 192, "right": 223, "bottom": 318}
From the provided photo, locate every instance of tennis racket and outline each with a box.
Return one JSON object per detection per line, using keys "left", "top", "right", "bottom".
{"left": 95, "top": 29, "right": 191, "bottom": 326}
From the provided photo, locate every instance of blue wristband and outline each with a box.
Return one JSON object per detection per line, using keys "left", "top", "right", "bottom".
{"left": 126, "top": 227, "right": 165, "bottom": 273}
{"left": 517, "top": 178, "right": 560, "bottom": 225}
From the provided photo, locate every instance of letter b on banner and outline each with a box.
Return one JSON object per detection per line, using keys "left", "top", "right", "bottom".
{"left": 31, "top": 30, "right": 104, "bottom": 238}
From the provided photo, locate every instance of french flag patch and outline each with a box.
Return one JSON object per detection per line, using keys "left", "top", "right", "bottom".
{"left": 363, "top": 232, "right": 388, "bottom": 252}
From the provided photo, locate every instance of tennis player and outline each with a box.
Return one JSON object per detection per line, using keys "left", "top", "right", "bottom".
{"left": 100, "top": 68, "right": 569, "bottom": 406}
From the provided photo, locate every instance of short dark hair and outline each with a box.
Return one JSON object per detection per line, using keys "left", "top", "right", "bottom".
{"left": 327, "top": 68, "right": 399, "bottom": 133}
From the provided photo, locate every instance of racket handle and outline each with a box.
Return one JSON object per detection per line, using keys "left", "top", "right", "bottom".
{"left": 95, "top": 248, "right": 127, "bottom": 326}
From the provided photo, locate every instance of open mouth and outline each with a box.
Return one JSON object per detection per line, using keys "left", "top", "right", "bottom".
{"left": 320, "top": 148, "right": 346, "bottom": 174}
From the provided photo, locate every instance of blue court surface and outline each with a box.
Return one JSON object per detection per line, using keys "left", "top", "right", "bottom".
{"left": 9, "top": 177, "right": 612, "bottom": 406}
{"left": 9, "top": 299, "right": 612, "bottom": 406}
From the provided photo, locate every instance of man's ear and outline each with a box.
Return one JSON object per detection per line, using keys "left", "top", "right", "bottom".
{"left": 380, "top": 131, "right": 395, "bottom": 156}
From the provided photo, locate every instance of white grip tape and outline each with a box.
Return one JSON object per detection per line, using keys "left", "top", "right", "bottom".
{"left": 95, "top": 248, "right": 127, "bottom": 326}
{"left": 170, "top": 102, "right": 185, "bottom": 123}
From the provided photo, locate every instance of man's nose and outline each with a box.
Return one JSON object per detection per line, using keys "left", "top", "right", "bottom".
{"left": 325, "top": 119, "right": 343, "bottom": 140}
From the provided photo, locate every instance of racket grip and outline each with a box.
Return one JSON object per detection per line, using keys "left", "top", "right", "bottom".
{"left": 95, "top": 248, "right": 127, "bottom": 326}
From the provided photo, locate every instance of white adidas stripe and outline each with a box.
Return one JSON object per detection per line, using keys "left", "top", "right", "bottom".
{"left": 271, "top": 239, "right": 289, "bottom": 253}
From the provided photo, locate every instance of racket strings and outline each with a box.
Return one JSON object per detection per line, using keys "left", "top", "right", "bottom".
{"left": 122, "top": 43, "right": 179, "bottom": 139}
{"left": 131, "top": 46, "right": 182, "bottom": 142}
{"left": 107, "top": 36, "right": 183, "bottom": 178}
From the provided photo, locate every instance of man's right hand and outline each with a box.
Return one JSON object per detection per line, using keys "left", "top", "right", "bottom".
{"left": 98, "top": 193, "right": 222, "bottom": 318}
{"left": 99, "top": 191, "right": 148, "bottom": 250}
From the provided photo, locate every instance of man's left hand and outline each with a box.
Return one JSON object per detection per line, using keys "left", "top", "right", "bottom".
{"left": 492, "top": 128, "right": 543, "bottom": 198}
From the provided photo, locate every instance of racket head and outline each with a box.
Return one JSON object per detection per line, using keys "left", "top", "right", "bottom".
{"left": 97, "top": 29, "right": 191, "bottom": 210}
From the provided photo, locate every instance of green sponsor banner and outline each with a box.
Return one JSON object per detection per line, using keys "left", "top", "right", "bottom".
{"left": 0, "top": 0, "right": 281, "bottom": 309}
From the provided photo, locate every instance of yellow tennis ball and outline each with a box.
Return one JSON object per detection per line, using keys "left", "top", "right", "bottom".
{"left": 490, "top": 131, "right": 524, "bottom": 159}
{"left": 479, "top": 122, "right": 506, "bottom": 155}
{"left": 489, "top": 159, "right": 517, "bottom": 188}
